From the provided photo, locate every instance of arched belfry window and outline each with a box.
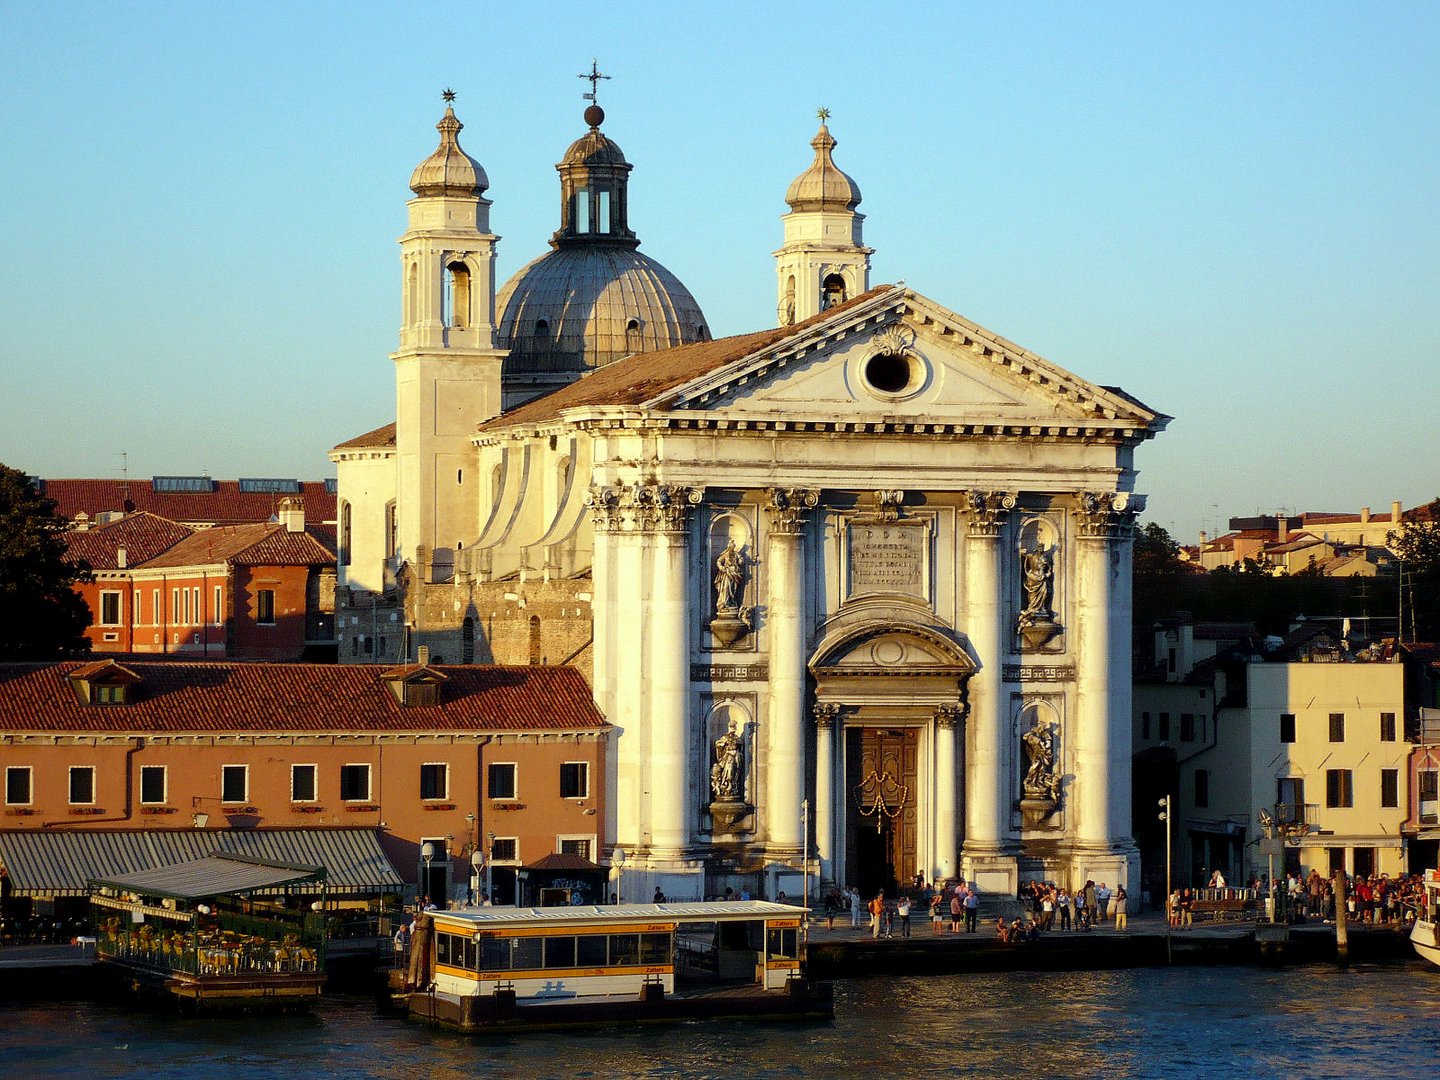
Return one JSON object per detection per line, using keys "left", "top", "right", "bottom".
{"left": 822, "top": 274, "right": 847, "bottom": 310}
{"left": 445, "top": 261, "right": 471, "bottom": 329}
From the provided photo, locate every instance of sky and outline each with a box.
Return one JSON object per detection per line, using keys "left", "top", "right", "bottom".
{"left": 2, "top": 2, "right": 1437, "bottom": 543}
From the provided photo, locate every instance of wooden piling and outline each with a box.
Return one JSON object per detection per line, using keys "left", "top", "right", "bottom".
{"left": 1332, "top": 870, "right": 1348, "bottom": 968}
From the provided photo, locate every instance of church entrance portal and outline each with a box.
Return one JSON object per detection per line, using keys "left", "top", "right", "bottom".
{"left": 845, "top": 726, "right": 918, "bottom": 897}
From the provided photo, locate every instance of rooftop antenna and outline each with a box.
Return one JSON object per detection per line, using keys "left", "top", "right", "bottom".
{"left": 121, "top": 451, "right": 130, "bottom": 510}
{"left": 579, "top": 59, "right": 611, "bottom": 107}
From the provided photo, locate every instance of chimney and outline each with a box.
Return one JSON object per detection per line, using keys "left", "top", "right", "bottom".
{"left": 417, "top": 645, "right": 430, "bottom": 667}
{"left": 1360, "top": 506, "right": 1371, "bottom": 523}
{"left": 1393, "top": 500, "right": 1403, "bottom": 523}
{"left": 277, "top": 496, "right": 305, "bottom": 533}
{"left": 117, "top": 546, "right": 127, "bottom": 569}
{"left": 1277, "top": 516, "right": 1288, "bottom": 543}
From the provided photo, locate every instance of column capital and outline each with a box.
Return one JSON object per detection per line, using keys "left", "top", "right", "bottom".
{"left": 963, "top": 490, "right": 1017, "bottom": 537}
{"left": 638, "top": 483, "right": 703, "bottom": 535}
{"left": 1073, "top": 491, "right": 1145, "bottom": 540}
{"left": 764, "top": 487, "right": 819, "bottom": 536}
{"left": 584, "top": 483, "right": 625, "bottom": 532}
{"left": 813, "top": 702, "right": 842, "bottom": 730}
{"left": 935, "top": 703, "right": 964, "bottom": 729}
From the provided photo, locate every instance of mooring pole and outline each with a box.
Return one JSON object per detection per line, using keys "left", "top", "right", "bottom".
{"left": 1333, "top": 869, "right": 1349, "bottom": 968}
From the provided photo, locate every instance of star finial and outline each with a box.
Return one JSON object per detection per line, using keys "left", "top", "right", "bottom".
{"left": 579, "top": 59, "right": 611, "bottom": 105}
{"left": 816, "top": 106, "right": 831, "bottom": 124}
{"left": 442, "top": 88, "right": 456, "bottom": 104}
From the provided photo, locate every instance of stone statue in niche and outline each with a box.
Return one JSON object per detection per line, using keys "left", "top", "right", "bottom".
{"left": 1017, "top": 543, "right": 1061, "bottom": 651}
{"left": 710, "top": 719, "right": 744, "bottom": 802}
{"left": 1021, "top": 716, "right": 1060, "bottom": 801}
{"left": 708, "top": 539, "right": 752, "bottom": 647}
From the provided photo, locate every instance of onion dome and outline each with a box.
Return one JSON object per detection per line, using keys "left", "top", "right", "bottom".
{"left": 409, "top": 105, "right": 489, "bottom": 198}
{"left": 784, "top": 121, "right": 862, "bottom": 213}
{"left": 496, "top": 105, "right": 709, "bottom": 403}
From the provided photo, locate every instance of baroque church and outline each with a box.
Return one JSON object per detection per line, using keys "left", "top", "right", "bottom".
{"left": 331, "top": 90, "right": 1169, "bottom": 902}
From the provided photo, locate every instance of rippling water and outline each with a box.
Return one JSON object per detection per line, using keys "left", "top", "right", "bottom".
{"left": 5, "top": 964, "right": 1440, "bottom": 1078}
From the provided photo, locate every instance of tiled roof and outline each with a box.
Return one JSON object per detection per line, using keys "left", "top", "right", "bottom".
{"left": 333, "top": 422, "right": 397, "bottom": 450}
{"left": 62, "top": 512, "right": 195, "bottom": 570}
{"left": 42, "top": 480, "right": 337, "bottom": 527}
{"left": 0, "top": 662, "right": 607, "bottom": 733}
{"left": 479, "top": 286, "right": 899, "bottom": 432}
{"left": 139, "top": 523, "right": 335, "bottom": 569}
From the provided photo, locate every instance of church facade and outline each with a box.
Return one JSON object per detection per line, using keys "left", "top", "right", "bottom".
{"left": 332, "top": 95, "right": 1168, "bottom": 901}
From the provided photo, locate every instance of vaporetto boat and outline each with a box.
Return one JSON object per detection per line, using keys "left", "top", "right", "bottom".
{"left": 1411, "top": 869, "right": 1440, "bottom": 968}
{"left": 394, "top": 900, "right": 831, "bottom": 1032}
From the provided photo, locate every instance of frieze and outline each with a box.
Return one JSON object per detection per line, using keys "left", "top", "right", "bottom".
{"left": 1002, "top": 664, "right": 1076, "bottom": 683}
{"left": 691, "top": 663, "right": 770, "bottom": 682}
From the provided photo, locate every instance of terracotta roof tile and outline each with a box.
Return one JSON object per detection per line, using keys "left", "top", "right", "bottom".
{"left": 333, "top": 422, "right": 397, "bottom": 450}
{"left": 42, "top": 480, "right": 337, "bottom": 527}
{"left": 0, "top": 662, "right": 606, "bottom": 733}
{"left": 138, "top": 523, "right": 334, "bottom": 569}
{"left": 479, "top": 285, "right": 899, "bottom": 432}
{"left": 62, "top": 512, "right": 195, "bottom": 570}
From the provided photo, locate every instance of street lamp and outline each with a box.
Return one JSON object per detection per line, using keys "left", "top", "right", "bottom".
{"left": 421, "top": 840, "right": 437, "bottom": 907}
{"left": 612, "top": 847, "right": 627, "bottom": 905}
{"left": 485, "top": 832, "right": 496, "bottom": 906}
{"left": 1158, "top": 795, "right": 1172, "bottom": 965}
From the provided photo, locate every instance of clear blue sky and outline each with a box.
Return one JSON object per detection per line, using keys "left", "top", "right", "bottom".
{"left": 3, "top": 2, "right": 1437, "bottom": 543}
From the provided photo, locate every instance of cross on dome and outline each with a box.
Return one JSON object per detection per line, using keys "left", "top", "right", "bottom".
{"left": 579, "top": 60, "right": 611, "bottom": 105}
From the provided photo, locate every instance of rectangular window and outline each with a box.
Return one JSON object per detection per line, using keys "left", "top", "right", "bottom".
{"left": 574, "top": 188, "right": 590, "bottom": 232}
{"left": 100, "top": 591, "right": 122, "bottom": 626}
{"left": 152, "top": 589, "right": 160, "bottom": 627}
{"left": 488, "top": 762, "right": 517, "bottom": 800}
{"left": 192, "top": 587, "right": 201, "bottom": 625}
{"left": 1194, "top": 769, "right": 1209, "bottom": 808}
{"left": 560, "top": 762, "right": 589, "bottom": 799}
{"left": 182, "top": 586, "right": 191, "bottom": 625}
{"left": 340, "top": 763, "right": 371, "bottom": 802}
{"left": 213, "top": 585, "right": 223, "bottom": 625}
{"left": 1329, "top": 713, "right": 1345, "bottom": 743}
{"left": 291, "top": 764, "right": 317, "bottom": 802}
{"left": 559, "top": 837, "right": 592, "bottom": 861}
{"left": 1180, "top": 714, "right": 1196, "bottom": 742}
{"left": 1421, "top": 770, "right": 1440, "bottom": 825}
{"left": 1141, "top": 712, "right": 1151, "bottom": 740}
{"left": 5, "top": 766, "right": 32, "bottom": 805}
{"left": 491, "top": 837, "right": 518, "bottom": 863}
{"left": 1380, "top": 768, "right": 1399, "bottom": 808}
{"left": 420, "top": 763, "right": 448, "bottom": 801}
{"left": 1326, "top": 768, "right": 1353, "bottom": 809}
{"left": 257, "top": 589, "right": 276, "bottom": 625}
{"left": 1280, "top": 713, "right": 1296, "bottom": 743}
{"left": 598, "top": 190, "right": 611, "bottom": 232}
{"left": 1380, "top": 712, "right": 1397, "bottom": 742}
{"left": 134, "top": 590, "right": 144, "bottom": 626}
{"left": 140, "top": 765, "right": 166, "bottom": 805}
{"left": 221, "top": 765, "right": 247, "bottom": 804}
{"left": 1158, "top": 713, "right": 1170, "bottom": 741}
{"left": 172, "top": 588, "right": 180, "bottom": 624}
{"left": 69, "top": 766, "right": 95, "bottom": 805}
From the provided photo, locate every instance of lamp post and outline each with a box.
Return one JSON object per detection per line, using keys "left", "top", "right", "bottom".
{"left": 801, "top": 798, "right": 810, "bottom": 963}
{"left": 1158, "top": 795, "right": 1172, "bottom": 965}
{"left": 612, "top": 847, "right": 627, "bottom": 905}
{"left": 463, "top": 812, "right": 478, "bottom": 904}
{"left": 421, "top": 841, "right": 436, "bottom": 908}
{"left": 485, "top": 832, "right": 496, "bottom": 906}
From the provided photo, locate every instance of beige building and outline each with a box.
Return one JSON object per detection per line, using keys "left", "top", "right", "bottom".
{"left": 333, "top": 96, "right": 1168, "bottom": 902}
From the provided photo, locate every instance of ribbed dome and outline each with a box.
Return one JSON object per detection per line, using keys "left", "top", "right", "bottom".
{"left": 409, "top": 106, "right": 489, "bottom": 198}
{"left": 562, "top": 128, "right": 628, "bottom": 168}
{"left": 497, "top": 246, "right": 710, "bottom": 389}
{"left": 785, "top": 123, "right": 861, "bottom": 213}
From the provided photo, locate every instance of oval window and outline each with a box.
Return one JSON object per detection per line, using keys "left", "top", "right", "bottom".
{"left": 864, "top": 353, "right": 911, "bottom": 395}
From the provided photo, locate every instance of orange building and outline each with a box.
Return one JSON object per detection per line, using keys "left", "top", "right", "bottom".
{"left": 40, "top": 476, "right": 338, "bottom": 531}
{"left": 64, "top": 500, "right": 337, "bottom": 660}
{"left": 0, "top": 657, "right": 609, "bottom": 918}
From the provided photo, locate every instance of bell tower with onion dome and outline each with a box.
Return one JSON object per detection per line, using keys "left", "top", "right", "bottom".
{"left": 774, "top": 108, "right": 873, "bottom": 325}
{"left": 393, "top": 91, "right": 506, "bottom": 582}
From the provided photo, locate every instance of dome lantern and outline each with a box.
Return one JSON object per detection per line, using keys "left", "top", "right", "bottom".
{"left": 409, "top": 94, "right": 489, "bottom": 199}
{"left": 784, "top": 110, "right": 862, "bottom": 213}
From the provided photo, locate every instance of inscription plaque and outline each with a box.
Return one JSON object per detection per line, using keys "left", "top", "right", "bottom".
{"left": 846, "top": 521, "right": 928, "bottom": 600}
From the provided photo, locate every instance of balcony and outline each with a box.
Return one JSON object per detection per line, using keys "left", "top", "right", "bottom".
{"left": 1274, "top": 802, "right": 1320, "bottom": 836}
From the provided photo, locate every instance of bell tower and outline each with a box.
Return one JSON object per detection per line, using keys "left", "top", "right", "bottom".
{"left": 774, "top": 109, "right": 872, "bottom": 325}
{"left": 393, "top": 92, "right": 505, "bottom": 580}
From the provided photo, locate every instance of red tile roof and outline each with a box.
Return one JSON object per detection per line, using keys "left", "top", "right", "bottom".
{"left": 62, "top": 512, "right": 196, "bottom": 570}
{"left": 333, "top": 422, "right": 397, "bottom": 451}
{"left": 0, "top": 662, "right": 607, "bottom": 733}
{"left": 478, "top": 285, "right": 899, "bottom": 432}
{"left": 138, "top": 523, "right": 335, "bottom": 569}
{"left": 42, "top": 480, "right": 337, "bottom": 527}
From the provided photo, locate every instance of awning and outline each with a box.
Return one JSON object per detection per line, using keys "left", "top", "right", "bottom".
{"left": 91, "top": 853, "right": 324, "bottom": 901}
{"left": 0, "top": 828, "right": 404, "bottom": 898}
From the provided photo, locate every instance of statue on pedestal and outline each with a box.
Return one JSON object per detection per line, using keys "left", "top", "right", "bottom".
{"left": 710, "top": 720, "right": 744, "bottom": 802}
{"left": 709, "top": 541, "right": 751, "bottom": 647}
{"left": 1017, "top": 544, "right": 1061, "bottom": 651}
{"left": 1021, "top": 715, "right": 1061, "bottom": 802}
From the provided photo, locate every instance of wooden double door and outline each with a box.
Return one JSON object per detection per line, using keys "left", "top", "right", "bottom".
{"left": 845, "top": 726, "right": 919, "bottom": 897}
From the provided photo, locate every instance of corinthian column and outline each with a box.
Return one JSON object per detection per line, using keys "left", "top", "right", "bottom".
{"left": 765, "top": 487, "right": 818, "bottom": 853}
{"left": 813, "top": 703, "right": 840, "bottom": 880}
{"left": 1073, "top": 491, "right": 1143, "bottom": 849}
{"left": 934, "top": 704, "right": 963, "bottom": 882}
{"left": 961, "top": 491, "right": 1017, "bottom": 868}
{"left": 643, "top": 484, "right": 701, "bottom": 857}
{"left": 585, "top": 483, "right": 626, "bottom": 855}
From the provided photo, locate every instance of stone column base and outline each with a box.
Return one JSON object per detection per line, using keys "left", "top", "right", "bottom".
{"left": 960, "top": 849, "right": 1019, "bottom": 896}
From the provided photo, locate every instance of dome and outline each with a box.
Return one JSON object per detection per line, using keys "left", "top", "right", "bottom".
{"left": 784, "top": 123, "right": 861, "bottom": 213}
{"left": 497, "top": 246, "right": 710, "bottom": 392}
{"left": 409, "top": 106, "right": 489, "bottom": 198}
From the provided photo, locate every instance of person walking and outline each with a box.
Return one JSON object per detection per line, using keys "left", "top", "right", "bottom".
{"left": 1114, "top": 885, "right": 1129, "bottom": 931}
{"left": 1057, "top": 888, "right": 1071, "bottom": 931}
{"left": 869, "top": 892, "right": 885, "bottom": 939}
{"left": 964, "top": 886, "right": 980, "bottom": 933}
{"left": 897, "top": 895, "right": 912, "bottom": 939}
{"left": 950, "top": 887, "right": 964, "bottom": 933}
{"left": 849, "top": 886, "right": 863, "bottom": 929}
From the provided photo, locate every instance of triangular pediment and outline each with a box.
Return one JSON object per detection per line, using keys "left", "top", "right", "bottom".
{"left": 662, "top": 288, "right": 1162, "bottom": 431}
